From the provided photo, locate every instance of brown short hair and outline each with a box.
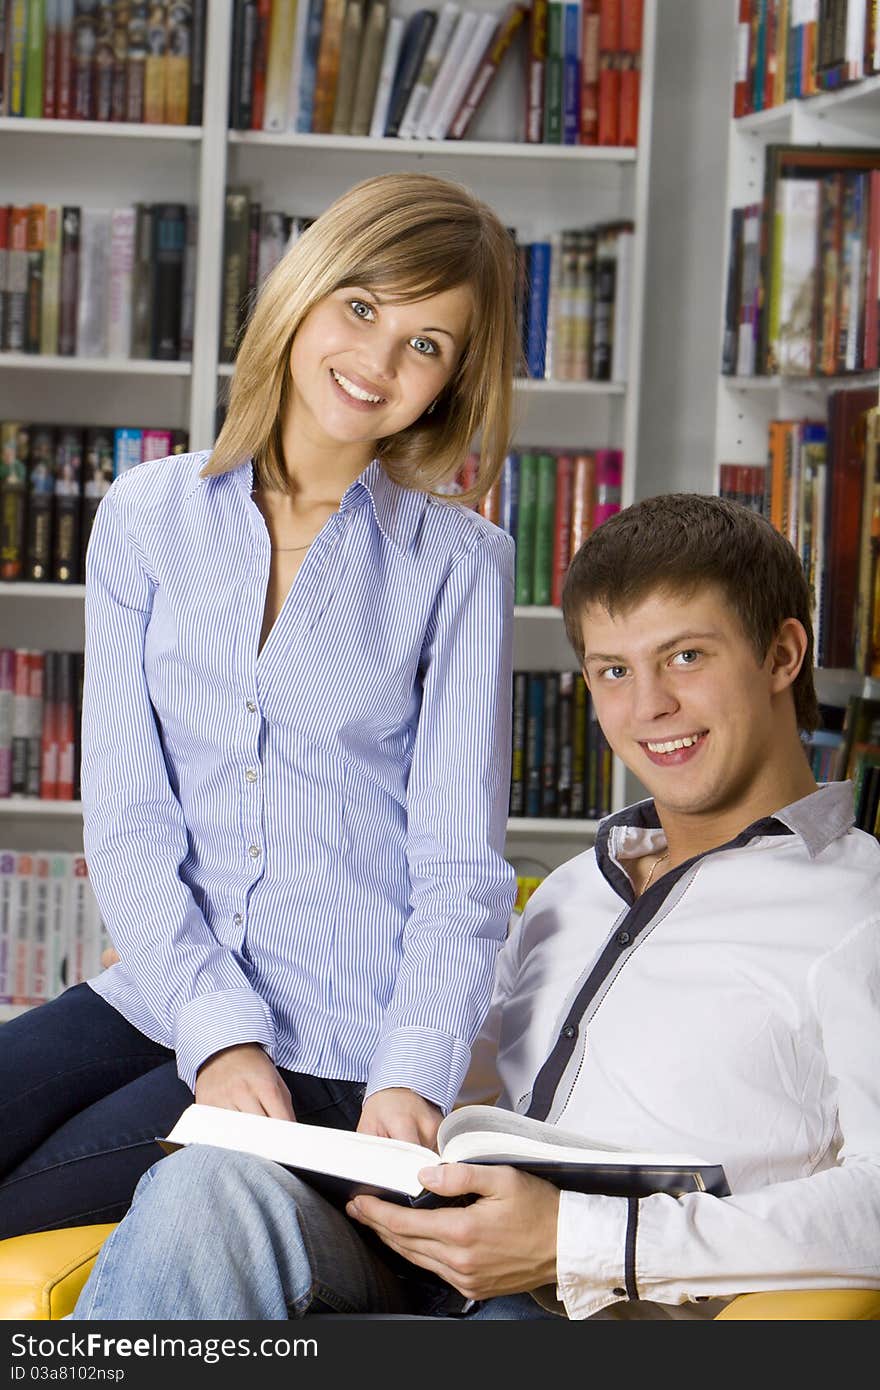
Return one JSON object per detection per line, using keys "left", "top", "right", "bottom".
{"left": 204, "top": 172, "right": 520, "bottom": 502}
{"left": 561, "top": 493, "right": 820, "bottom": 732}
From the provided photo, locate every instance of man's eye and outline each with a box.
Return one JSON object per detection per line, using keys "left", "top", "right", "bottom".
{"left": 601, "top": 666, "right": 627, "bottom": 681}
{"left": 410, "top": 337, "right": 438, "bottom": 355}
{"left": 350, "top": 300, "right": 374, "bottom": 320}
{"left": 673, "top": 650, "right": 700, "bottom": 666}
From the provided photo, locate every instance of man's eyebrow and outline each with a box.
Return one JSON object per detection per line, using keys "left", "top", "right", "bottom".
{"left": 583, "top": 631, "right": 724, "bottom": 663}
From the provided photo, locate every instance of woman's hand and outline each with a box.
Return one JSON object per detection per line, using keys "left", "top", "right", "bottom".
{"left": 357, "top": 1087, "right": 443, "bottom": 1149}
{"left": 194, "top": 1043, "right": 297, "bottom": 1121}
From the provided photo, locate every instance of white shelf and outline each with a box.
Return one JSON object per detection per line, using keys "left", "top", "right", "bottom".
{"left": 733, "top": 73, "right": 880, "bottom": 135}
{"left": 228, "top": 131, "right": 638, "bottom": 162}
{"left": 723, "top": 372, "right": 880, "bottom": 392}
{"left": 0, "top": 582, "right": 85, "bottom": 599}
{"left": 0, "top": 117, "right": 201, "bottom": 141}
{"left": 0, "top": 799, "right": 83, "bottom": 817}
{"left": 0, "top": 353, "right": 192, "bottom": 376}
{"left": 507, "top": 818, "right": 598, "bottom": 838}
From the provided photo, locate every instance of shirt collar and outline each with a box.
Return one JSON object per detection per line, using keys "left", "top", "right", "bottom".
{"left": 597, "top": 778, "right": 855, "bottom": 872}
{"left": 200, "top": 457, "right": 425, "bottom": 553}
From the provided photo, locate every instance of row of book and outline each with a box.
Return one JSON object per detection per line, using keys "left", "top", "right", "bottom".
{"left": 805, "top": 692, "right": 880, "bottom": 837}
{"left": 0, "top": 848, "right": 107, "bottom": 1018}
{"left": 0, "top": 0, "right": 206, "bottom": 124}
{"left": 455, "top": 446, "right": 622, "bottom": 606}
{"left": 0, "top": 648, "right": 81, "bottom": 801}
{"left": 733, "top": 0, "right": 880, "bottom": 115}
{"left": 0, "top": 420, "right": 189, "bottom": 585}
{"left": 721, "top": 144, "right": 880, "bottom": 379}
{"left": 510, "top": 668, "right": 613, "bottom": 819}
{"left": 0, "top": 203, "right": 197, "bottom": 362}
{"left": 228, "top": 0, "right": 643, "bottom": 146}
{"left": 718, "top": 393, "right": 880, "bottom": 677}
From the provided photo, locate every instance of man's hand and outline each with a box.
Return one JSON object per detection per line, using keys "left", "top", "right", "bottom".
{"left": 195, "top": 1043, "right": 296, "bottom": 1121}
{"left": 346, "top": 1162, "right": 560, "bottom": 1302}
{"left": 101, "top": 946, "right": 120, "bottom": 969}
{"left": 357, "top": 1087, "right": 443, "bottom": 1148}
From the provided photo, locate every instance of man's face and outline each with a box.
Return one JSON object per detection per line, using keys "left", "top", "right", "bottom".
{"left": 580, "top": 585, "right": 782, "bottom": 822}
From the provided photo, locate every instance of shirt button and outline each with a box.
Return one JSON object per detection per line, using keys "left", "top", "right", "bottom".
{"left": 561, "top": 1024, "right": 576, "bottom": 1040}
{"left": 248, "top": 845, "right": 261, "bottom": 859}
{"left": 613, "top": 1287, "right": 626, "bottom": 1298}
{"left": 245, "top": 768, "right": 258, "bottom": 782}
{"left": 246, "top": 700, "right": 257, "bottom": 713}
{"left": 617, "top": 930, "right": 631, "bottom": 946}
{"left": 233, "top": 913, "right": 243, "bottom": 926}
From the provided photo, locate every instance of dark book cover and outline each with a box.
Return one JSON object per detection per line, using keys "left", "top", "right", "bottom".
{"left": 499, "top": 450, "right": 519, "bottom": 543}
{"left": 150, "top": 202, "right": 187, "bottom": 359}
{"left": 188, "top": 0, "right": 206, "bottom": 122}
{"left": 525, "top": 240, "right": 551, "bottom": 378}
{"left": 296, "top": 0, "right": 326, "bottom": 132}
{"left": 81, "top": 424, "right": 115, "bottom": 573}
{"left": 824, "top": 387, "right": 878, "bottom": 669}
{"left": 25, "top": 424, "right": 56, "bottom": 583}
{"left": 58, "top": 207, "right": 81, "bottom": 358}
{"left": 509, "top": 669, "right": 528, "bottom": 817}
{"left": 25, "top": 204, "right": 46, "bottom": 355}
{"left": 94, "top": 2, "right": 116, "bottom": 120}
{"left": 721, "top": 206, "right": 744, "bottom": 376}
{"left": 125, "top": 2, "right": 149, "bottom": 121}
{"left": 52, "top": 426, "right": 84, "bottom": 585}
{"left": 220, "top": 188, "right": 251, "bottom": 363}
{"left": 130, "top": 202, "right": 155, "bottom": 358}
{"left": 570, "top": 675, "right": 587, "bottom": 817}
{"left": 11, "top": 650, "right": 31, "bottom": 796}
{"left": 555, "top": 668, "right": 574, "bottom": 817}
{"left": 56, "top": 650, "right": 77, "bottom": 801}
{"left": 1, "top": 423, "right": 29, "bottom": 581}
{"left": 5, "top": 206, "right": 29, "bottom": 354}
{"left": 384, "top": 8, "right": 437, "bottom": 138}
{"left": 531, "top": 451, "right": 557, "bottom": 607}
{"left": 25, "top": 650, "right": 44, "bottom": 799}
{"left": 246, "top": 198, "right": 262, "bottom": 324}
{"left": 513, "top": 451, "right": 538, "bottom": 606}
{"left": 73, "top": 651, "right": 85, "bottom": 801}
{"left": 524, "top": 672, "right": 546, "bottom": 818}
{"left": 110, "top": 0, "right": 131, "bottom": 122}
{"left": 590, "top": 226, "right": 617, "bottom": 381}
{"left": 72, "top": 0, "right": 98, "bottom": 118}
{"left": 230, "top": 0, "right": 257, "bottom": 129}
{"left": 540, "top": 670, "right": 560, "bottom": 817}
{"left": 40, "top": 650, "right": 59, "bottom": 801}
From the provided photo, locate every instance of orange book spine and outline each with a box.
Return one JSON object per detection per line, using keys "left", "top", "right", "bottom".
{"left": 311, "top": 0, "right": 347, "bottom": 135}
{"left": 579, "top": 0, "right": 600, "bottom": 143}
{"left": 618, "top": 0, "right": 642, "bottom": 146}
{"left": 767, "top": 418, "right": 789, "bottom": 535}
{"left": 597, "top": 0, "right": 620, "bottom": 146}
{"left": 550, "top": 453, "right": 574, "bottom": 606}
{"left": 569, "top": 452, "right": 596, "bottom": 561}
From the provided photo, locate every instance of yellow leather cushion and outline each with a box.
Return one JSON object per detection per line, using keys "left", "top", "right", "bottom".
{"left": 716, "top": 1288, "right": 880, "bottom": 1320}
{"left": 0, "top": 1224, "right": 117, "bottom": 1320}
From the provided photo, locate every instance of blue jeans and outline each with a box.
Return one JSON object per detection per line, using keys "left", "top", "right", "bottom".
{"left": 0, "top": 983, "right": 364, "bottom": 1238}
{"left": 71, "top": 1146, "right": 553, "bottom": 1320}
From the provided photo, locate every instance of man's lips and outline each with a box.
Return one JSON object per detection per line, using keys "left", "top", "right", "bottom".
{"left": 639, "top": 731, "right": 709, "bottom": 767}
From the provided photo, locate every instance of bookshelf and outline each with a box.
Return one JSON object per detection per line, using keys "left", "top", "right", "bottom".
{"left": 0, "top": 0, "right": 659, "bottom": 885}
{"left": 712, "top": 5, "right": 880, "bottom": 733}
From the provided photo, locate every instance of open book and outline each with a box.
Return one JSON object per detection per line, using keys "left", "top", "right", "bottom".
{"left": 160, "top": 1103, "right": 730, "bottom": 1208}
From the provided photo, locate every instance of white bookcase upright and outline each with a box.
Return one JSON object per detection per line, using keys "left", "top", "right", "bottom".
{"left": 0, "top": 0, "right": 659, "bottom": 880}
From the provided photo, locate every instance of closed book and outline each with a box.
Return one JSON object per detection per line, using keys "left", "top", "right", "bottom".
{"left": 24, "top": 651, "right": 44, "bottom": 800}
{"left": 824, "top": 386, "right": 878, "bottom": 668}
{"left": 569, "top": 450, "right": 595, "bottom": 560}
{"left": 52, "top": 425, "right": 83, "bottom": 583}
{"left": 570, "top": 674, "right": 587, "bottom": 815}
{"left": 310, "top": 0, "right": 347, "bottom": 133}
{"left": 75, "top": 207, "right": 112, "bottom": 358}
{"left": 384, "top": 8, "right": 437, "bottom": 138}
{"left": 578, "top": 0, "right": 599, "bottom": 142}
{"left": 4, "top": 207, "right": 28, "bottom": 354}
{"left": 343, "top": 0, "right": 385, "bottom": 133}
{"left": 220, "top": 189, "right": 250, "bottom": 364}
{"left": 550, "top": 451, "right": 573, "bottom": 606}
{"left": 0, "top": 651, "right": 14, "bottom": 800}
{"left": 29, "top": 856, "right": 51, "bottom": 1002}
{"left": 593, "top": 446, "right": 622, "bottom": 526}
{"left": 142, "top": 0, "right": 167, "bottom": 122}
{"left": 94, "top": 1, "right": 115, "bottom": 120}
{"left": 367, "top": 11, "right": 404, "bottom": 135}
{"left": 514, "top": 450, "right": 539, "bottom": 605}
{"left": 854, "top": 407, "right": 879, "bottom": 676}
{"left": 230, "top": 0, "right": 254, "bottom": 128}
{"left": 150, "top": 202, "right": 186, "bottom": 359}
{"left": 10, "top": 652, "right": 32, "bottom": 796}
{"left": 540, "top": 669, "right": 560, "bottom": 816}
{"left": 55, "top": 0, "right": 75, "bottom": 119}
{"left": 0, "top": 209, "right": 7, "bottom": 350}
{"left": 188, "top": 0, "right": 206, "bottom": 122}
{"left": 561, "top": 0, "right": 580, "bottom": 145}
{"left": 163, "top": 1101, "right": 729, "bottom": 1207}
{"left": 25, "top": 424, "right": 56, "bottom": 583}
{"left": 0, "top": 422, "right": 28, "bottom": 581}
{"left": 525, "top": 0, "right": 547, "bottom": 141}
{"left": 129, "top": 202, "right": 154, "bottom": 358}
{"left": 72, "top": 0, "right": 98, "bottom": 118}
{"left": 426, "top": 8, "right": 495, "bottom": 141}
{"left": 25, "top": 203, "right": 46, "bottom": 355}
{"left": 40, "top": 205, "right": 62, "bottom": 358}
{"left": 610, "top": 223, "right": 633, "bottom": 382}
{"left": 0, "top": 854, "right": 16, "bottom": 1003}
{"left": 58, "top": 206, "right": 80, "bottom": 357}
{"left": 555, "top": 668, "right": 574, "bottom": 816}
{"left": 330, "top": 0, "right": 366, "bottom": 133}
{"left": 5, "top": 0, "right": 29, "bottom": 116}
{"left": 81, "top": 424, "right": 114, "bottom": 570}
{"left": 108, "top": 0, "right": 129, "bottom": 121}
{"left": 525, "top": 239, "right": 552, "bottom": 378}
{"left": 55, "top": 651, "right": 76, "bottom": 801}
{"left": 165, "top": 0, "right": 191, "bottom": 123}
{"left": 499, "top": 450, "right": 519, "bottom": 542}
{"left": 113, "top": 426, "right": 143, "bottom": 474}
{"left": 721, "top": 206, "right": 744, "bottom": 376}
{"left": 141, "top": 427, "right": 172, "bottom": 462}
{"left": 11, "top": 853, "right": 35, "bottom": 1005}
{"left": 24, "top": 0, "right": 46, "bottom": 118}
{"left": 772, "top": 176, "right": 820, "bottom": 376}
{"left": 398, "top": 0, "right": 459, "bottom": 140}
{"left": 263, "top": 0, "right": 298, "bottom": 131}
{"left": 590, "top": 223, "right": 617, "bottom": 380}
{"left": 179, "top": 204, "right": 198, "bottom": 360}
{"left": 106, "top": 205, "right": 136, "bottom": 359}
{"left": 285, "top": 0, "right": 312, "bottom": 128}
{"left": 295, "top": 0, "right": 325, "bottom": 131}
{"left": 248, "top": 0, "right": 271, "bottom": 129}
{"left": 40, "top": 656, "right": 59, "bottom": 802}
{"left": 446, "top": 1, "right": 526, "bottom": 141}
{"left": 532, "top": 451, "right": 557, "bottom": 607}
{"left": 618, "top": 0, "right": 641, "bottom": 145}
{"left": 509, "top": 668, "right": 528, "bottom": 815}
{"left": 597, "top": 0, "right": 620, "bottom": 145}
{"left": 124, "top": 1, "right": 148, "bottom": 120}
{"left": 524, "top": 672, "right": 545, "bottom": 817}
{"left": 736, "top": 201, "right": 760, "bottom": 377}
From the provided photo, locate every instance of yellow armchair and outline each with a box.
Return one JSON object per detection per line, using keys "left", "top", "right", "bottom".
{"left": 1, "top": 1225, "right": 879, "bottom": 1321}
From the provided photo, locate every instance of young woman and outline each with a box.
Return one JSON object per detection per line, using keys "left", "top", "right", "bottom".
{"left": 0, "top": 172, "right": 519, "bottom": 1238}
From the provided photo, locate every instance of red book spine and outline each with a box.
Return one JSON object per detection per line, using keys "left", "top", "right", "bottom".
{"left": 579, "top": 0, "right": 600, "bottom": 143}
{"left": 597, "top": 0, "right": 621, "bottom": 145}
{"left": 250, "top": 0, "right": 271, "bottom": 130}
{"left": 764, "top": 0, "right": 778, "bottom": 111}
{"left": 618, "top": 0, "right": 642, "bottom": 146}
{"left": 526, "top": 0, "right": 548, "bottom": 142}
{"left": 863, "top": 169, "right": 880, "bottom": 372}
{"left": 569, "top": 452, "right": 596, "bottom": 560}
{"left": 43, "top": 14, "right": 58, "bottom": 118}
{"left": 550, "top": 453, "right": 574, "bottom": 606}
{"left": 733, "top": 0, "right": 752, "bottom": 115}
{"left": 56, "top": 651, "right": 75, "bottom": 802}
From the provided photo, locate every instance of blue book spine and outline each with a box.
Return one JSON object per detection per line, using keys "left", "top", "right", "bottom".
{"left": 296, "top": 0, "right": 325, "bottom": 133}
{"left": 525, "top": 674, "right": 546, "bottom": 817}
{"left": 525, "top": 242, "right": 551, "bottom": 378}
{"left": 499, "top": 452, "right": 520, "bottom": 541}
{"left": 562, "top": 1, "right": 581, "bottom": 145}
{"left": 113, "top": 428, "right": 143, "bottom": 476}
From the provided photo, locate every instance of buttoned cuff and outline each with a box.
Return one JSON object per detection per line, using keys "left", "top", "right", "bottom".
{"left": 173, "top": 988, "right": 277, "bottom": 1091}
{"left": 555, "top": 1191, "right": 632, "bottom": 1319}
{"left": 365, "top": 1028, "right": 472, "bottom": 1115}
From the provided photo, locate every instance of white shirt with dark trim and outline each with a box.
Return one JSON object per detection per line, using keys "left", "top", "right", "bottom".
{"left": 461, "top": 781, "right": 880, "bottom": 1319}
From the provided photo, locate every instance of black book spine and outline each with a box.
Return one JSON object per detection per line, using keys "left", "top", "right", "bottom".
{"left": 509, "top": 669, "right": 528, "bottom": 817}
{"left": 81, "top": 425, "right": 115, "bottom": 574}
{"left": 58, "top": 208, "right": 81, "bottom": 358}
{"left": 52, "top": 427, "right": 84, "bottom": 584}
{"left": 555, "top": 670, "right": 574, "bottom": 818}
{"left": 540, "top": 671, "right": 559, "bottom": 817}
{"left": 150, "top": 203, "right": 187, "bottom": 359}
{"left": 384, "top": 11, "right": 437, "bottom": 137}
{"left": 25, "top": 425, "right": 56, "bottom": 583}
{"left": 525, "top": 673, "right": 546, "bottom": 818}
{"left": 188, "top": 0, "right": 206, "bottom": 123}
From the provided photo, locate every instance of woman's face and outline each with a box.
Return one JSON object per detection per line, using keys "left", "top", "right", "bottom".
{"left": 285, "top": 283, "right": 473, "bottom": 463}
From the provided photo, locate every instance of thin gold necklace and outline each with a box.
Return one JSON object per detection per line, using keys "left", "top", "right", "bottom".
{"left": 642, "top": 849, "right": 669, "bottom": 894}
{"left": 271, "top": 542, "right": 312, "bottom": 552}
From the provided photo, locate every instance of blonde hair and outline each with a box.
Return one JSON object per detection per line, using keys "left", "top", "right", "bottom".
{"left": 202, "top": 172, "right": 520, "bottom": 502}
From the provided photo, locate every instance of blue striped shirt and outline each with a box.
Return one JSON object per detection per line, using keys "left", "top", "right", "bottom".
{"left": 82, "top": 452, "right": 515, "bottom": 1111}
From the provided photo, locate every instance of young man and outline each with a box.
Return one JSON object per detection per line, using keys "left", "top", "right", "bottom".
{"left": 72, "top": 494, "right": 880, "bottom": 1321}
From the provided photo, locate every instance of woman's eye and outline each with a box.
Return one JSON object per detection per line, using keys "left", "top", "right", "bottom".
{"left": 349, "top": 300, "right": 374, "bottom": 320}
{"left": 410, "top": 336, "right": 438, "bottom": 356}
